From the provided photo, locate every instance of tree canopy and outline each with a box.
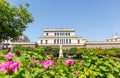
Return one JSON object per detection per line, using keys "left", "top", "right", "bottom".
{"left": 0, "top": 0, "right": 34, "bottom": 42}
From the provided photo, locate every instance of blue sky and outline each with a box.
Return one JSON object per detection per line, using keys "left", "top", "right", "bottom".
{"left": 9, "top": 0, "right": 120, "bottom": 42}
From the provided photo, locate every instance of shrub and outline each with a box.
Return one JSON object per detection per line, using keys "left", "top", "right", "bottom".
{"left": 0, "top": 47, "right": 120, "bottom": 77}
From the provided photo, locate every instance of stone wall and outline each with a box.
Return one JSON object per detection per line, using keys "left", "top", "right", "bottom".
{"left": 11, "top": 41, "right": 120, "bottom": 49}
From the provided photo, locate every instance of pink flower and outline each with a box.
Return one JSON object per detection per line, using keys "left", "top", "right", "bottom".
{"left": 5, "top": 61, "right": 19, "bottom": 73}
{"left": 12, "top": 62, "right": 19, "bottom": 71}
{"left": 0, "top": 61, "right": 19, "bottom": 73}
{"left": 42, "top": 60, "right": 54, "bottom": 68}
{"left": 74, "top": 71, "right": 79, "bottom": 75}
{"left": 5, "top": 53, "right": 13, "bottom": 61}
{"left": 32, "top": 59, "right": 40, "bottom": 66}
{"left": 0, "top": 63, "right": 6, "bottom": 72}
{"left": 65, "top": 59, "right": 74, "bottom": 66}
{"left": 55, "top": 57, "right": 59, "bottom": 60}
{"left": 4, "top": 61, "right": 13, "bottom": 66}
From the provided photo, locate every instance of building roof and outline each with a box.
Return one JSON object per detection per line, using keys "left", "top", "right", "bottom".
{"left": 44, "top": 28, "right": 75, "bottom": 32}
{"left": 107, "top": 34, "right": 120, "bottom": 40}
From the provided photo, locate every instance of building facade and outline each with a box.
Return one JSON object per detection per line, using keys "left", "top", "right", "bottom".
{"left": 106, "top": 34, "right": 120, "bottom": 42}
{"left": 2, "top": 28, "right": 120, "bottom": 49}
{"left": 38, "top": 28, "right": 87, "bottom": 48}
{"left": 38, "top": 28, "right": 120, "bottom": 49}
{"left": 15, "top": 35, "right": 30, "bottom": 42}
{"left": 0, "top": 35, "right": 36, "bottom": 50}
{"left": 11, "top": 35, "right": 37, "bottom": 48}
{"left": 86, "top": 35, "right": 120, "bottom": 48}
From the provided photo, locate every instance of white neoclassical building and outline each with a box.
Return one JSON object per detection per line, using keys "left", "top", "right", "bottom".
{"left": 107, "top": 34, "right": 120, "bottom": 42}
{"left": 1, "top": 28, "right": 120, "bottom": 49}
{"left": 0, "top": 35, "right": 36, "bottom": 50}
{"left": 38, "top": 28, "right": 87, "bottom": 48}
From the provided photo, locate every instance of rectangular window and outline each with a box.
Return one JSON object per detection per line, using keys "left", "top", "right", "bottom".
{"left": 64, "top": 39, "right": 65, "bottom": 44}
{"left": 62, "top": 39, "right": 63, "bottom": 44}
{"left": 69, "top": 39, "right": 71, "bottom": 44}
{"left": 78, "top": 40, "right": 80, "bottom": 44}
{"left": 46, "top": 33, "right": 48, "bottom": 36}
{"left": 41, "top": 40, "right": 43, "bottom": 44}
{"left": 57, "top": 39, "right": 59, "bottom": 44}
{"left": 62, "top": 33, "right": 64, "bottom": 36}
{"left": 57, "top": 33, "right": 59, "bottom": 36}
{"left": 63, "top": 33, "right": 65, "bottom": 36}
{"left": 60, "top": 33, "right": 62, "bottom": 36}
{"left": 66, "top": 39, "right": 68, "bottom": 44}
{"left": 54, "top": 39, "right": 56, "bottom": 44}
{"left": 68, "top": 33, "right": 70, "bottom": 36}
{"left": 54, "top": 33, "right": 56, "bottom": 36}
{"left": 45, "top": 40, "right": 48, "bottom": 44}
{"left": 66, "top": 33, "right": 67, "bottom": 36}
{"left": 60, "top": 39, "right": 61, "bottom": 44}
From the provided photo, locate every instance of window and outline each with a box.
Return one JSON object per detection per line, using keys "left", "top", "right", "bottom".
{"left": 54, "top": 33, "right": 56, "bottom": 36}
{"left": 46, "top": 33, "right": 48, "bottom": 36}
{"left": 41, "top": 40, "right": 43, "bottom": 44}
{"left": 115, "top": 38, "right": 117, "bottom": 41}
{"left": 54, "top": 39, "right": 56, "bottom": 44}
{"left": 69, "top": 39, "right": 71, "bottom": 44}
{"left": 57, "top": 33, "right": 59, "bottom": 36}
{"left": 68, "top": 33, "right": 70, "bottom": 36}
{"left": 60, "top": 39, "right": 61, "bottom": 44}
{"left": 78, "top": 40, "right": 80, "bottom": 44}
{"left": 57, "top": 39, "right": 59, "bottom": 44}
{"left": 45, "top": 40, "right": 48, "bottom": 44}
{"left": 66, "top": 33, "right": 67, "bottom": 36}
{"left": 64, "top": 39, "right": 65, "bottom": 44}
{"left": 62, "top": 33, "right": 64, "bottom": 36}
{"left": 60, "top": 33, "right": 62, "bottom": 36}
{"left": 62, "top": 39, "right": 63, "bottom": 44}
{"left": 66, "top": 39, "right": 68, "bottom": 44}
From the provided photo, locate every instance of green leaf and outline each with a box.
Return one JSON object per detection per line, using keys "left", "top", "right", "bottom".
{"left": 107, "top": 73, "right": 115, "bottom": 78}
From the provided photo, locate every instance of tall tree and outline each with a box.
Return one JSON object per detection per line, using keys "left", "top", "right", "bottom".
{"left": 0, "top": 0, "right": 34, "bottom": 42}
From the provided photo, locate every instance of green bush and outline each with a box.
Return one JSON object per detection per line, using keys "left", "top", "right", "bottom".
{"left": 0, "top": 47, "right": 120, "bottom": 78}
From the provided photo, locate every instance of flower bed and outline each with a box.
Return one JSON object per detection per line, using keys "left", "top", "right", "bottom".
{"left": 0, "top": 47, "right": 120, "bottom": 78}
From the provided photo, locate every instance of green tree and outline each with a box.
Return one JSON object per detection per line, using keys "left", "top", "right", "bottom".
{"left": 0, "top": 0, "right": 34, "bottom": 42}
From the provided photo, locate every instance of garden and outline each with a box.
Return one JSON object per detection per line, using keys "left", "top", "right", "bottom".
{"left": 0, "top": 0, "right": 120, "bottom": 77}
{"left": 0, "top": 46, "right": 120, "bottom": 78}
